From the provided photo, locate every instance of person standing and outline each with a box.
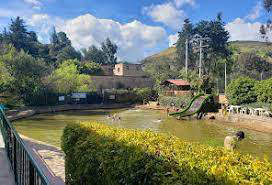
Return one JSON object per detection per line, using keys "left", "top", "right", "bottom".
{"left": 224, "top": 131, "right": 245, "bottom": 151}
{"left": 166, "top": 108, "right": 170, "bottom": 117}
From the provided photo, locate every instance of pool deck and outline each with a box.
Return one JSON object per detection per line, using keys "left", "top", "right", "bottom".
{"left": 0, "top": 132, "right": 15, "bottom": 185}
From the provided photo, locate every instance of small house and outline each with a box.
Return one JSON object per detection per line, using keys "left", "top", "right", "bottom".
{"left": 161, "top": 79, "right": 191, "bottom": 96}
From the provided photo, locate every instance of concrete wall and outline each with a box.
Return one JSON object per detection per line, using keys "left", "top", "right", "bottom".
{"left": 101, "top": 65, "right": 114, "bottom": 76}
{"left": 113, "top": 64, "right": 146, "bottom": 77}
{"left": 91, "top": 76, "right": 154, "bottom": 89}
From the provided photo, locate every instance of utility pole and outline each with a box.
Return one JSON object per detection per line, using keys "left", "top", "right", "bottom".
{"left": 185, "top": 39, "right": 188, "bottom": 76}
{"left": 199, "top": 39, "right": 202, "bottom": 78}
{"left": 224, "top": 61, "right": 227, "bottom": 93}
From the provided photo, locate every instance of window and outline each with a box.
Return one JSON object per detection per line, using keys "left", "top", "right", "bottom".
{"left": 126, "top": 65, "right": 129, "bottom": 70}
{"left": 136, "top": 66, "right": 140, "bottom": 71}
{"left": 117, "top": 68, "right": 120, "bottom": 72}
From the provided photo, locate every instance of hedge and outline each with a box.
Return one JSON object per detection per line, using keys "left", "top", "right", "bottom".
{"left": 62, "top": 122, "right": 272, "bottom": 185}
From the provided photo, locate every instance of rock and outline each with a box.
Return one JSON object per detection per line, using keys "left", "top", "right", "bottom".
{"left": 209, "top": 115, "right": 216, "bottom": 120}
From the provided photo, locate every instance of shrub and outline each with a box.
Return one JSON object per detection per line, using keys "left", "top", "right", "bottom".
{"left": 62, "top": 122, "right": 272, "bottom": 185}
{"left": 133, "top": 88, "right": 157, "bottom": 103}
{"left": 254, "top": 78, "right": 272, "bottom": 104}
{"left": 159, "top": 95, "right": 191, "bottom": 108}
{"left": 226, "top": 77, "right": 257, "bottom": 105}
{"left": 103, "top": 88, "right": 157, "bottom": 104}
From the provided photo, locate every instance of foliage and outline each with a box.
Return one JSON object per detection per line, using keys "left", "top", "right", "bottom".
{"left": 49, "top": 29, "right": 81, "bottom": 65}
{"left": 2, "top": 17, "right": 40, "bottom": 57}
{"left": 133, "top": 88, "right": 157, "bottom": 103}
{"left": 176, "top": 14, "right": 231, "bottom": 75}
{"left": 0, "top": 45, "right": 49, "bottom": 104}
{"left": 62, "top": 122, "right": 272, "bottom": 185}
{"left": 143, "top": 60, "right": 179, "bottom": 91}
{"left": 78, "top": 61, "right": 103, "bottom": 75}
{"left": 254, "top": 78, "right": 272, "bottom": 103}
{"left": 226, "top": 77, "right": 257, "bottom": 105}
{"left": 232, "top": 52, "right": 272, "bottom": 80}
{"left": 0, "top": 58, "right": 13, "bottom": 93}
{"left": 179, "top": 68, "right": 215, "bottom": 94}
{"left": 82, "top": 45, "right": 107, "bottom": 64}
{"left": 103, "top": 88, "right": 156, "bottom": 104}
{"left": 47, "top": 60, "right": 94, "bottom": 94}
{"left": 159, "top": 94, "right": 192, "bottom": 108}
{"left": 101, "top": 38, "right": 118, "bottom": 65}
{"left": 176, "top": 18, "right": 196, "bottom": 68}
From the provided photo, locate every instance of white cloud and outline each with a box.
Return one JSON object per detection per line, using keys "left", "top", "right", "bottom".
{"left": 143, "top": 2, "right": 186, "bottom": 30}
{"left": 26, "top": 14, "right": 64, "bottom": 43}
{"left": 27, "top": 13, "right": 168, "bottom": 62}
{"left": 225, "top": 18, "right": 269, "bottom": 41}
{"left": 60, "top": 14, "right": 167, "bottom": 62}
{"left": 245, "top": 1, "right": 262, "bottom": 21}
{"left": 174, "top": 0, "right": 195, "bottom": 8}
{"left": 168, "top": 33, "right": 179, "bottom": 47}
{"left": 23, "top": 0, "right": 43, "bottom": 9}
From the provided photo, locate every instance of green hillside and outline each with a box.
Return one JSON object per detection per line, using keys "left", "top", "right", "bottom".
{"left": 142, "top": 41, "right": 272, "bottom": 64}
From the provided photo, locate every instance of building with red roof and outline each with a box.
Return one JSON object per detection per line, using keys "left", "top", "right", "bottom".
{"left": 161, "top": 79, "right": 191, "bottom": 96}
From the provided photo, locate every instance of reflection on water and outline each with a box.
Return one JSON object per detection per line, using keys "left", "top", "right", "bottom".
{"left": 14, "top": 108, "right": 272, "bottom": 160}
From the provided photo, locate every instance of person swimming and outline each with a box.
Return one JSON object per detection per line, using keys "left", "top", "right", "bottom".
{"left": 224, "top": 131, "right": 245, "bottom": 151}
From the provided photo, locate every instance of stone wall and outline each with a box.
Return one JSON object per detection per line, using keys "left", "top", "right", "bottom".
{"left": 113, "top": 64, "right": 146, "bottom": 77}
{"left": 91, "top": 76, "right": 154, "bottom": 89}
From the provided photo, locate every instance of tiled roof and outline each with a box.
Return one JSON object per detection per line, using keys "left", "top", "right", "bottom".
{"left": 162, "top": 79, "right": 190, "bottom": 86}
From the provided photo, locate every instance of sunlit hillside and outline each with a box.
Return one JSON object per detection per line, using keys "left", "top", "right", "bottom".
{"left": 142, "top": 41, "right": 272, "bottom": 64}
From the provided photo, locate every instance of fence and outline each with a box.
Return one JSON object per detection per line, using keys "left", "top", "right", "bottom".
{"left": 0, "top": 108, "right": 51, "bottom": 185}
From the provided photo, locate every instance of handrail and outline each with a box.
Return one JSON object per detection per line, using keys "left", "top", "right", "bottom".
{"left": 0, "top": 108, "right": 51, "bottom": 185}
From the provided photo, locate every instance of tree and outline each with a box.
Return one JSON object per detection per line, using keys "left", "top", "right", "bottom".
{"left": 47, "top": 60, "right": 94, "bottom": 94}
{"left": 143, "top": 60, "right": 179, "bottom": 91}
{"left": 176, "top": 14, "right": 230, "bottom": 78}
{"left": 179, "top": 68, "right": 215, "bottom": 94}
{"left": 49, "top": 30, "right": 81, "bottom": 65}
{"left": 78, "top": 61, "right": 103, "bottom": 75}
{"left": 56, "top": 45, "right": 81, "bottom": 63}
{"left": 82, "top": 45, "right": 107, "bottom": 64}
{"left": 0, "top": 17, "right": 40, "bottom": 56}
{"left": 0, "top": 59, "right": 13, "bottom": 93}
{"left": 101, "top": 38, "right": 118, "bottom": 65}
{"left": 260, "top": 0, "right": 272, "bottom": 41}
{"left": 176, "top": 18, "right": 196, "bottom": 69}
{"left": 232, "top": 52, "right": 272, "bottom": 80}
{"left": 0, "top": 45, "right": 49, "bottom": 104}
{"left": 254, "top": 78, "right": 272, "bottom": 103}
{"left": 226, "top": 77, "right": 257, "bottom": 105}
{"left": 194, "top": 14, "right": 230, "bottom": 75}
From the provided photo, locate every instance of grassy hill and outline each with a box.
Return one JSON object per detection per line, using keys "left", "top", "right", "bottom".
{"left": 142, "top": 41, "right": 272, "bottom": 64}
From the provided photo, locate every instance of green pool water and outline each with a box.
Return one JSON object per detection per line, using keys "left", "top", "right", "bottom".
{"left": 14, "top": 108, "right": 272, "bottom": 160}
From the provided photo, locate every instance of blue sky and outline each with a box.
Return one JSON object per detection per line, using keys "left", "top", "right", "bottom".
{"left": 0, "top": 0, "right": 268, "bottom": 62}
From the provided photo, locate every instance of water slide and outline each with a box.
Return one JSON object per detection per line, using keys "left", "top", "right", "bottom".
{"left": 169, "top": 94, "right": 212, "bottom": 118}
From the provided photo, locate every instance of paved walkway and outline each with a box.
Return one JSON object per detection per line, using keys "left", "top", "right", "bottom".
{"left": 0, "top": 132, "right": 15, "bottom": 185}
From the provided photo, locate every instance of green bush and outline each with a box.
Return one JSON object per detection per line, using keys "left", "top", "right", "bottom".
{"left": 254, "top": 78, "right": 272, "bottom": 104}
{"left": 226, "top": 77, "right": 257, "bottom": 105}
{"left": 133, "top": 88, "right": 157, "bottom": 103}
{"left": 62, "top": 122, "right": 272, "bottom": 185}
{"left": 104, "top": 88, "right": 157, "bottom": 104}
{"left": 159, "top": 95, "right": 191, "bottom": 108}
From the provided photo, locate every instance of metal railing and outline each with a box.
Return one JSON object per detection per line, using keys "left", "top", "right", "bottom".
{"left": 0, "top": 108, "right": 51, "bottom": 185}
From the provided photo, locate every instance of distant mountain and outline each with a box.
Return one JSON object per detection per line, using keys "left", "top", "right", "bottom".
{"left": 141, "top": 41, "right": 272, "bottom": 64}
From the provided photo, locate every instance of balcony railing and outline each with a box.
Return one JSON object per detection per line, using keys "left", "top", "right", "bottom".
{"left": 0, "top": 108, "right": 51, "bottom": 185}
